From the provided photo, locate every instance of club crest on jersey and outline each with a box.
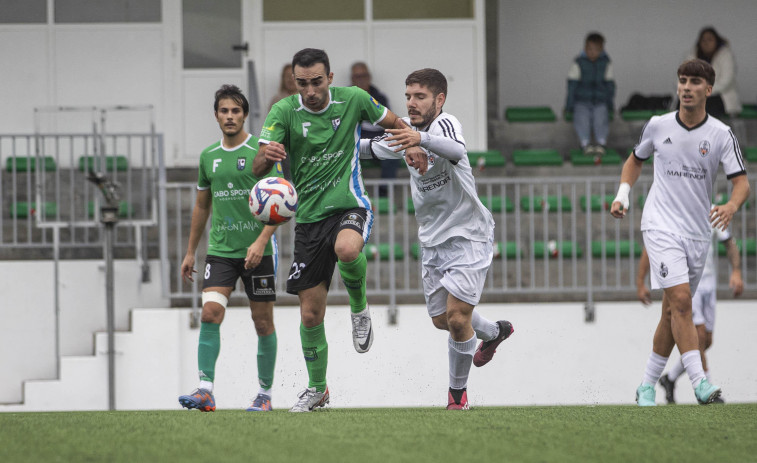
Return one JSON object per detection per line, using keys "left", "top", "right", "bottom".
{"left": 331, "top": 118, "right": 341, "bottom": 131}
{"left": 659, "top": 262, "right": 668, "bottom": 278}
{"left": 237, "top": 158, "right": 246, "bottom": 170}
{"left": 699, "top": 140, "right": 710, "bottom": 157}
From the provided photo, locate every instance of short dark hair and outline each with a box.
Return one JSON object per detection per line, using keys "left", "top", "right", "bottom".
{"left": 585, "top": 32, "right": 605, "bottom": 46}
{"left": 292, "top": 48, "right": 330, "bottom": 75}
{"left": 677, "top": 58, "right": 716, "bottom": 86}
{"left": 405, "top": 68, "right": 448, "bottom": 98}
{"left": 214, "top": 84, "right": 249, "bottom": 115}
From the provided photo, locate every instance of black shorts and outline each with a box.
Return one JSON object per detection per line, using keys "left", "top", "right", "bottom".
{"left": 286, "top": 208, "right": 372, "bottom": 295}
{"left": 202, "top": 255, "right": 276, "bottom": 302}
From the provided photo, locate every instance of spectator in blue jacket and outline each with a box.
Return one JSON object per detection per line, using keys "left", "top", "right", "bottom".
{"left": 566, "top": 32, "right": 615, "bottom": 157}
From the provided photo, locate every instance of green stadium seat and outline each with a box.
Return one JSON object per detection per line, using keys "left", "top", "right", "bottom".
{"left": 570, "top": 148, "right": 622, "bottom": 166}
{"left": 564, "top": 111, "right": 614, "bottom": 122}
{"left": 410, "top": 242, "right": 421, "bottom": 259}
{"left": 493, "top": 241, "right": 522, "bottom": 259}
{"left": 718, "top": 238, "right": 757, "bottom": 256}
{"left": 512, "top": 149, "right": 563, "bottom": 166}
{"left": 406, "top": 197, "right": 415, "bottom": 214}
{"left": 743, "top": 147, "right": 757, "bottom": 163}
{"left": 591, "top": 240, "right": 642, "bottom": 258}
{"left": 738, "top": 104, "right": 757, "bottom": 119}
{"left": 620, "top": 109, "right": 668, "bottom": 121}
{"left": 5, "top": 156, "right": 57, "bottom": 172}
{"left": 78, "top": 155, "right": 129, "bottom": 172}
{"left": 479, "top": 196, "right": 515, "bottom": 213}
{"left": 468, "top": 150, "right": 505, "bottom": 169}
{"left": 579, "top": 194, "right": 615, "bottom": 212}
{"left": 520, "top": 195, "right": 572, "bottom": 212}
{"left": 373, "top": 197, "right": 395, "bottom": 214}
{"left": 505, "top": 106, "right": 556, "bottom": 123}
{"left": 533, "top": 240, "right": 583, "bottom": 258}
{"left": 87, "top": 200, "right": 133, "bottom": 218}
{"left": 364, "top": 243, "right": 404, "bottom": 261}
{"left": 10, "top": 201, "right": 57, "bottom": 218}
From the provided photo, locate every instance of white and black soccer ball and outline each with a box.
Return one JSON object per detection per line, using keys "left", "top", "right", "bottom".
{"left": 249, "top": 177, "right": 298, "bottom": 225}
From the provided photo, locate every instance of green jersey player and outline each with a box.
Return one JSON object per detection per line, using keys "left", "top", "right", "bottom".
{"left": 179, "top": 85, "right": 281, "bottom": 413}
{"left": 253, "top": 48, "right": 427, "bottom": 412}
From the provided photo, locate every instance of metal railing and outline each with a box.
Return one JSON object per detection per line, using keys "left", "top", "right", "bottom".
{"left": 160, "top": 175, "right": 757, "bottom": 318}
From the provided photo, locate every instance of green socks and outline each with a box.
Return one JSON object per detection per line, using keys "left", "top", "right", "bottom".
{"left": 257, "top": 331, "right": 277, "bottom": 390}
{"left": 198, "top": 322, "right": 221, "bottom": 383}
{"left": 338, "top": 253, "right": 367, "bottom": 313}
{"left": 300, "top": 322, "right": 328, "bottom": 392}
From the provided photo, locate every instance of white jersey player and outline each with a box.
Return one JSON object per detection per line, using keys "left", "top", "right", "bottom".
{"left": 611, "top": 59, "right": 749, "bottom": 406}
{"left": 360, "top": 68, "right": 513, "bottom": 410}
{"left": 637, "top": 219, "right": 743, "bottom": 403}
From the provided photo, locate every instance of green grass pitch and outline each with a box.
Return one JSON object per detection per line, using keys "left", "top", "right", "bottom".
{"left": 2, "top": 404, "right": 756, "bottom": 462}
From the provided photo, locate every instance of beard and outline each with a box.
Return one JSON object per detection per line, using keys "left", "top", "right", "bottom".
{"left": 410, "top": 103, "right": 438, "bottom": 128}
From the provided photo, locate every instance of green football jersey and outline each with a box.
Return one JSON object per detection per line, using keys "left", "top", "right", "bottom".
{"left": 259, "top": 86, "right": 387, "bottom": 223}
{"left": 197, "top": 133, "right": 282, "bottom": 258}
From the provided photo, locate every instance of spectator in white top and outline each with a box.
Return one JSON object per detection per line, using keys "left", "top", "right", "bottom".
{"left": 688, "top": 27, "right": 741, "bottom": 119}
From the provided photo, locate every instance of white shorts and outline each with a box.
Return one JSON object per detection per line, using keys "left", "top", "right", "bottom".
{"left": 692, "top": 285, "right": 716, "bottom": 332}
{"left": 642, "top": 230, "right": 709, "bottom": 295}
{"left": 421, "top": 236, "right": 493, "bottom": 317}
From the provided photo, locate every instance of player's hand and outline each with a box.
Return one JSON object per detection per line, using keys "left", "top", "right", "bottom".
{"left": 710, "top": 202, "right": 736, "bottom": 231}
{"left": 610, "top": 200, "right": 627, "bottom": 218}
{"left": 264, "top": 141, "right": 288, "bottom": 163}
{"left": 404, "top": 147, "right": 428, "bottom": 175}
{"left": 385, "top": 128, "right": 422, "bottom": 152}
{"left": 181, "top": 255, "right": 197, "bottom": 283}
{"left": 245, "top": 242, "right": 264, "bottom": 269}
{"left": 730, "top": 271, "right": 743, "bottom": 297}
{"left": 610, "top": 183, "right": 630, "bottom": 218}
{"left": 636, "top": 284, "right": 651, "bottom": 306}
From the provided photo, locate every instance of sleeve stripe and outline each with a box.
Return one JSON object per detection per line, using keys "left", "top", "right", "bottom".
{"left": 728, "top": 129, "right": 746, "bottom": 172}
{"left": 438, "top": 118, "right": 466, "bottom": 146}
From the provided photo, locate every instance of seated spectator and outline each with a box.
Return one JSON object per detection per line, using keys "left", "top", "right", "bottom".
{"left": 565, "top": 32, "right": 615, "bottom": 158}
{"left": 268, "top": 64, "right": 297, "bottom": 111}
{"left": 688, "top": 27, "right": 740, "bottom": 119}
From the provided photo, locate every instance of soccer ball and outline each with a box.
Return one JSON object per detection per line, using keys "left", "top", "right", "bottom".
{"left": 249, "top": 177, "right": 298, "bottom": 225}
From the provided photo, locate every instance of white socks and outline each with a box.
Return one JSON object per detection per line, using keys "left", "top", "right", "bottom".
{"left": 642, "top": 352, "right": 668, "bottom": 386}
{"left": 680, "top": 350, "right": 706, "bottom": 387}
{"left": 448, "top": 334, "right": 477, "bottom": 390}
{"left": 471, "top": 311, "right": 499, "bottom": 341}
{"left": 199, "top": 380, "right": 214, "bottom": 392}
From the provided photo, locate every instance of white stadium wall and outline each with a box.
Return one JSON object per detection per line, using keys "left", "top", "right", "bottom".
{"left": 2, "top": 270, "right": 756, "bottom": 411}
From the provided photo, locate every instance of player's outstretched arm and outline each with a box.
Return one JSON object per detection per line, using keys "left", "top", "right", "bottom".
{"left": 245, "top": 225, "right": 277, "bottom": 270}
{"left": 711, "top": 174, "right": 750, "bottom": 231}
{"left": 610, "top": 154, "right": 643, "bottom": 218}
{"left": 379, "top": 110, "right": 428, "bottom": 174}
{"left": 182, "top": 189, "right": 212, "bottom": 283}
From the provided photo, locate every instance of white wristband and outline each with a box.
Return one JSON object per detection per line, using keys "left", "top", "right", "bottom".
{"left": 613, "top": 182, "right": 631, "bottom": 210}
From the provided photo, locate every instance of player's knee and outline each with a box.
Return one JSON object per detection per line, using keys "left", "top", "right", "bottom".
{"left": 201, "top": 291, "right": 228, "bottom": 323}
{"left": 251, "top": 305, "right": 275, "bottom": 335}
{"left": 446, "top": 312, "right": 468, "bottom": 336}
{"left": 431, "top": 315, "right": 448, "bottom": 331}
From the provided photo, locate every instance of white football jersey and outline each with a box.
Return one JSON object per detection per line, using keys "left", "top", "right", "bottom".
{"left": 369, "top": 113, "right": 494, "bottom": 246}
{"left": 635, "top": 112, "right": 746, "bottom": 241}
